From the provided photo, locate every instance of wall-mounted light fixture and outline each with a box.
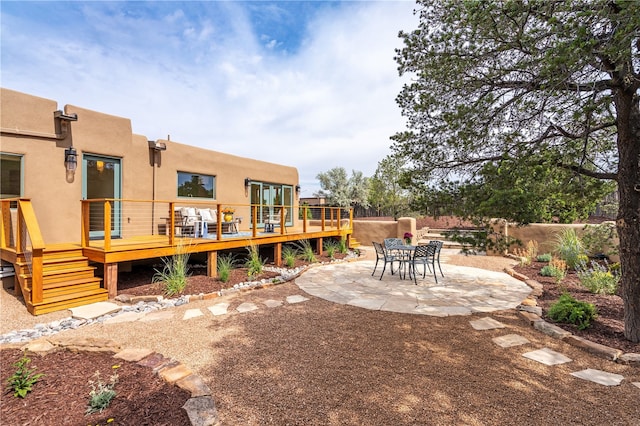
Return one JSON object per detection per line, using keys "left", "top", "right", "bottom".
{"left": 54, "top": 110, "right": 78, "bottom": 122}
{"left": 295, "top": 184, "right": 301, "bottom": 193}
{"left": 244, "top": 178, "right": 252, "bottom": 188}
{"left": 148, "top": 140, "right": 167, "bottom": 151}
{"left": 64, "top": 147, "right": 77, "bottom": 172}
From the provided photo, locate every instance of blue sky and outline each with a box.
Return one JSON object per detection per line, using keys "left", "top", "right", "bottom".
{"left": 1, "top": 1, "right": 418, "bottom": 196}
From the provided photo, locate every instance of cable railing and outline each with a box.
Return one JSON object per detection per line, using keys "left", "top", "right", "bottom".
{"left": 79, "top": 199, "right": 353, "bottom": 251}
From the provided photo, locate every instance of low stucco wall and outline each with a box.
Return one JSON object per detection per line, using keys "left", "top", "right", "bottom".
{"left": 353, "top": 217, "right": 417, "bottom": 246}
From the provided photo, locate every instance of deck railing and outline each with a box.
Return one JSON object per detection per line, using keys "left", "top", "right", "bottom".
{"left": 0, "top": 198, "right": 45, "bottom": 303}
{"left": 79, "top": 199, "right": 352, "bottom": 250}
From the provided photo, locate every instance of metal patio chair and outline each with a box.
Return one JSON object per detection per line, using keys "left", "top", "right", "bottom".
{"left": 372, "top": 241, "right": 401, "bottom": 280}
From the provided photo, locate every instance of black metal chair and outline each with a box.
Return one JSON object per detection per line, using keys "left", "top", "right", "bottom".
{"left": 404, "top": 243, "right": 439, "bottom": 284}
{"left": 372, "top": 241, "right": 401, "bottom": 280}
{"left": 430, "top": 240, "right": 444, "bottom": 278}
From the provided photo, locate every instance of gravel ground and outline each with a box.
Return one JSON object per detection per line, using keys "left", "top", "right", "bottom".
{"left": 2, "top": 252, "right": 638, "bottom": 424}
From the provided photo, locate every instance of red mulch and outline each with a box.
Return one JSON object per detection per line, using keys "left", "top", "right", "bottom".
{"left": 0, "top": 348, "right": 191, "bottom": 425}
{"left": 513, "top": 261, "right": 638, "bottom": 353}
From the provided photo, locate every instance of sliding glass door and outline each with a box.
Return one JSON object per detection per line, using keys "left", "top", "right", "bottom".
{"left": 250, "top": 182, "right": 293, "bottom": 229}
{"left": 82, "top": 154, "right": 122, "bottom": 239}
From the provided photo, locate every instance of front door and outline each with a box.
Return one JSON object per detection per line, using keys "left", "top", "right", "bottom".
{"left": 82, "top": 154, "right": 122, "bottom": 239}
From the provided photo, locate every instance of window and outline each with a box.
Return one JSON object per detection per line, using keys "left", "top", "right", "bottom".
{"left": 177, "top": 172, "right": 215, "bottom": 199}
{"left": 0, "top": 153, "right": 23, "bottom": 200}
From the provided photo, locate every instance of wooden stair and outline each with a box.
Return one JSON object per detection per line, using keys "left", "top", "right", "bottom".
{"left": 349, "top": 237, "right": 362, "bottom": 249}
{"left": 16, "top": 246, "right": 108, "bottom": 315}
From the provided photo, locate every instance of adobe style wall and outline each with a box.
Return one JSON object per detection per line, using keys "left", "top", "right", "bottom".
{"left": 0, "top": 88, "right": 299, "bottom": 244}
{"left": 353, "top": 217, "right": 417, "bottom": 246}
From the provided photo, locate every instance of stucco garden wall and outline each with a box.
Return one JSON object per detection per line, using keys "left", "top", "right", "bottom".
{"left": 353, "top": 217, "right": 417, "bottom": 246}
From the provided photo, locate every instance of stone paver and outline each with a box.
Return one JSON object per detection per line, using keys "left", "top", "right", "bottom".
{"left": 295, "top": 260, "right": 531, "bottom": 317}
{"left": 570, "top": 369, "right": 625, "bottom": 386}
{"left": 183, "top": 309, "right": 204, "bottom": 320}
{"left": 139, "top": 310, "right": 175, "bottom": 322}
{"left": 492, "top": 334, "right": 531, "bottom": 348}
{"left": 633, "top": 382, "right": 640, "bottom": 389}
{"left": 286, "top": 295, "right": 309, "bottom": 304}
{"left": 70, "top": 301, "right": 121, "bottom": 320}
{"left": 263, "top": 299, "right": 283, "bottom": 308}
{"left": 470, "top": 317, "right": 506, "bottom": 330}
{"left": 103, "top": 311, "right": 146, "bottom": 324}
{"left": 522, "top": 348, "right": 572, "bottom": 366}
{"left": 236, "top": 302, "right": 259, "bottom": 313}
{"left": 207, "top": 303, "right": 230, "bottom": 316}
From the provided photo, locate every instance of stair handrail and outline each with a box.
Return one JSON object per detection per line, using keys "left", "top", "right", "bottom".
{"left": 1, "top": 199, "right": 46, "bottom": 304}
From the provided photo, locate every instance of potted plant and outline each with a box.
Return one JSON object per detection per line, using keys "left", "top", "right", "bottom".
{"left": 404, "top": 232, "right": 413, "bottom": 245}
{"left": 221, "top": 207, "right": 235, "bottom": 222}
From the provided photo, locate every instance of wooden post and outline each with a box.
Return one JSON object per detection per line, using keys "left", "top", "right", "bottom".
{"left": 252, "top": 205, "right": 257, "bottom": 237}
{"left": 169, "top": 202, "right": 176, "bottom": 246}
{"left": 81, "top": 201, "right": 90, "bottom": 248}
{"left": 303, "top": 206, "right": 308, "bottom": 233}
{"left": 0, "top": 200, "right": 10, "bottom": 249}
{"left": 104, "top": 263, "right": 118, "bottom": 299}
{"left": 337, "top": 208, "right": 341, "bottom": 230}
{"left": 104, "top": 200, "right": 111, "bottom": 251}
{"left": 316, "top": 238, "right": 323, "bottom": 256}
{"left": 274, "top": 243, "right": 282, "bottom": 266}
{"left": 216, "top": 203, "right": 222, "bottom": 240}
{"left": 207, "top": 251, "right": 218, "bottom": 278}
{"left": 321, "top": 207, "right": 325, "bottom": 231}
{"left": 31, "top": 248, "right": 43, "bottom": 304}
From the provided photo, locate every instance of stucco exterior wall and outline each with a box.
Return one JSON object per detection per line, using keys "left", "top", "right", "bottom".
{"left": 1, "top": 88, "right": 299, "bottom": 244}
{"left": 353, "top": 218, "right": 417, "bottom": 246}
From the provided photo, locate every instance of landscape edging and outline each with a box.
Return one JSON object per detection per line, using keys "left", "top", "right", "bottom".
{"left": 503, "top": 267, "right": 638, "bottom": 365}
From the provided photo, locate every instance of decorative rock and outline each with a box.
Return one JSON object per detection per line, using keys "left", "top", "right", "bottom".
{"left": 534, "top": 320, "right": 572, "bottom": 339}
{"left": 114, "top": 348, "right": 154, "bottom": 362}
{"left": 563, "top": 335, "right": 623, "bottom": 361}
{"left": 103, "top": 311, "right": 146, "bottom": 324}
{"left": 21, "top": 339, "right": 56, "bottom": 353}
{"left": 176, "top": 374, "right": 212, "bottom": 397}
{"left": 50, "top": 336, "right": 121, "bottom": 353}
{"left": 524, "top": 279, "right": 544, "bottom": 296}
{"left": 131, "top": 295, "right": 163, "bottom": 303}
{"left": 519, "top": 298, "right": 538, "bottom": 307}
{"left": 618, "top": 353, "right": 640, "bottom": 366}
{"left": 182, "top": 396, "right": 220, "bottom": 426}
{"left": 159, "top": 363, "right": 193, "bottom": 384}
{"left": 517, "top": 310, "right": 541, "bottom": 325}
{"left": 115, "top": 294, "right": 133, "bottom": 303}
{"left": 517, "top": 305, "right": 543, "bottom": 316}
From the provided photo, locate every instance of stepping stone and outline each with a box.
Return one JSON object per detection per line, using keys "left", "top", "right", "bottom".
{"left": 139, "top": 310, "right": 174, "bottom": 322}
{"left": 207, "top": 303, "right": 230, "bottom": 316}
{"left": 286, "top": 295, "right": 309, "bottom": 304}
{"left": 570, "top": 369, "right": 624, "bottom": 386}
{"left": 183, "top": 309, "right": 204, "bottom": 320}
{"left": 470, "top": 317, "right": 506, "bottom": 330}
{"left": 492, "top": 334, "right": 530, "bottom": 348}
{"left": 633, "top": 382, "right": 640, "bottom": 389}
{"left": 236, "top": 302, "right": 259, "bottom": 313}
{"left": 103, "top": 311, "right": 145, "bottom": 324}
{"left": 263, "top": 299, "right": 283, "bottom": 308}
{"left": 522, "top": 348, "right": 572, "bottom": 366}
{"left": 70, "top": 301, "right": 121, "bottom": 320}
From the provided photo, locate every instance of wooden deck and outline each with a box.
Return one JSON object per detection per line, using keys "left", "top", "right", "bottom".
{"left": 1, "top": 198, "right": 354, "bottom": 315}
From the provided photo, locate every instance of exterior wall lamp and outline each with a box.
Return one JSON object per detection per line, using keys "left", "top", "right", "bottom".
{"left": 64, "top": 147, "right": 77, "bottom": 172}
{"left": 244, "top": 178, "right": 252, "bottom": 188}
{"left": 148, "top": 140, "right": 167, "bottom": 151}
{"left": 295, "top": 184, "right": 301, "bottom": 193}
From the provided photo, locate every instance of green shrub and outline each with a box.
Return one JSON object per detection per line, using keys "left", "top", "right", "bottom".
{"left": 554, "top": 228, "right": 586, "bottom": 270}
{"left": 245, "top": 244, "right": 265, "bottom": 279}
{"left": 540, "top": 265, "right": 565, "bottom": 281}
{"left": 295, "top": 239, "right": 317, "bottom": 262}
{"left": 576, "top": 260, "right": 620, "bottom": 295}
{"left": 282, "top": 246, "right": 298, "bottom": 268}
{"left": 323, "top": 239, "right": 340, "bottom": 259}
{"left": 536, "top": 253, "right": 552, "bottom": 262}
{"left": 6, "top": 352, "right": 44, "bottom": 398}
{"left": 548, "top": 293, "right": 597, "bottom": 330}
{"left": 153, "top": 242, "right": 190, "bottom": 296}
{"left": 86, "top": 368, "right": 119, "bottom": 414}
{"left": 217, "top": 254, "right": 237, "bottom": 283}
{"left": 581, "top": 223, "right": 618, "bottom": 257}
{"left": 338, "top": 237, "right": 348, "bottom": 254}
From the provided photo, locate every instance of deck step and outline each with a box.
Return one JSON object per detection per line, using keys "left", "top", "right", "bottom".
{"left": 29, "top": 288, "right": 109, "bottom": 315}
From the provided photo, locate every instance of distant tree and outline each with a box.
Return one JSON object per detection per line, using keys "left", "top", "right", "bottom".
{"left": 393, "top": 1, "right": 639, "bottom": 341}
{"left": 368, "top": 155, "right": 411, "bottom": 219}
{"left": 315, "top": 167, "right": 370, "bottom": 208}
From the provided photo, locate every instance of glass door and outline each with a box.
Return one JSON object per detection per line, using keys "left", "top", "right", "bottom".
{"left": 250, "top": 182, "right": 293, "bottom": 229}
{"left": 82, "top": 154, "right": 122, "bottom": 239}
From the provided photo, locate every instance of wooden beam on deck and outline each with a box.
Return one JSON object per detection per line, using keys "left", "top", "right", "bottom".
{"left": 274, "top": 243, "right": 282, "bottom": 266}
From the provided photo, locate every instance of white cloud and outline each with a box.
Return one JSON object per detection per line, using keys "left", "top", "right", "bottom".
{"left": 1, "top": 1, "right": 418, "bottom": 196}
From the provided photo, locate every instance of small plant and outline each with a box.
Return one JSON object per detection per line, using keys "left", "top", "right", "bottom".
{"left": 554, "top": 228, "right": 586, "bottom": 270}
{"left": 6, "top": 352, "right": 44, "bottom": 398}
{"left": 296, "top": 239, "right": 317, "bottom": 262}
{"left": 245, "top": 244, "right": 265, "bottom": 279}
{"left": 536, "top": 253, "right": 552, "bottom": 262}
{"left": 548, "top": 293, "right": 597, "bottom": 330}
{"left": 576, "top": 259, "right": 620, "bottom": 295}
{"left": 153, "top": 242, "right": 191, "bottom": 296}
{"left": 282, "top": 245, "right": 298, "bottom": 268}
{"left": 338, "top": 236, "right": 348, "bottom": 254}
{"left": 217, "top": 253, "right": 237, "bottom": 283}
{"left": 403, "top": 232, "right": 413, "bottom": 244}
{"left": 324, "top": 239, "right": 340, "bottom": 259}
{"left": 86, "top": 366, "right": 119, "bottom": 415}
